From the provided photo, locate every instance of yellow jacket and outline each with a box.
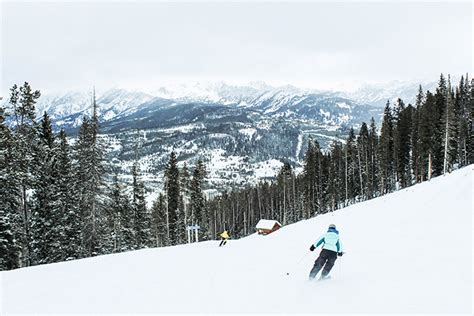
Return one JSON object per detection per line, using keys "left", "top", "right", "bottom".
{"left": 220, "top": 231, "right": 229, "bottom": 239}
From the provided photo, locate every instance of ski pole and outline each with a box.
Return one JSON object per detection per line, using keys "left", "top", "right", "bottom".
{"left": 338, "top": 252, "right": 345, "bottom": 277}
{"left": 338, "top": 254, "right": 342, "bottom": 276}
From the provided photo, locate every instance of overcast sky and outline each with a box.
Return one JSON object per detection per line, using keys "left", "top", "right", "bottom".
{"left": 1, "top": 1, "right": 473, "bottom": 95}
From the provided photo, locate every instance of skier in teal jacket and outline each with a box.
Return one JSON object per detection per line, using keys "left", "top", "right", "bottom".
{"left": 309, "top": 224, "right": 343, "bottom": 280}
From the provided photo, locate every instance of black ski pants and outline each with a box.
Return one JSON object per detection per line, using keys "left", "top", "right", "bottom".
{"left": 309, "top": 249, "right": 337, "bottom": 279}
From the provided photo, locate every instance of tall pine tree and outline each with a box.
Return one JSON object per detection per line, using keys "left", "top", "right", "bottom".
{"left": 165, "top": 152, "right": 180, "bottom": 245}
{"left": 9, "top": 82, "right": 41, "bottom": 266}
{"left": 57, "top": 129, "right": 82, "bottom": 260}
{"left": 190, "top": 159, "right": 207, "bottom": 239}
{"left": 0, "top": 106, "right": 21, "bottom": 270}
{"left": 75, "top": 91, "right": 107, "bottom": 256}
{"left": 379, "top": 101, "right": 395, "bottom": 193}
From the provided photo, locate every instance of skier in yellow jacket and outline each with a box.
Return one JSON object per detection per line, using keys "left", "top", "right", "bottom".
{"left": 219, "top": 230, "right": 229, "bottom": 247}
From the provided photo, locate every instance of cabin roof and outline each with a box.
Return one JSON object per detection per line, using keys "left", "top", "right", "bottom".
{"left": 256, "top": 219, "right": 282, "bottom": 230}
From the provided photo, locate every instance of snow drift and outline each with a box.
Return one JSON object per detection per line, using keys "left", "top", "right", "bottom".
{"left": 1, "top": 166, "right": 472, "bottom": 314}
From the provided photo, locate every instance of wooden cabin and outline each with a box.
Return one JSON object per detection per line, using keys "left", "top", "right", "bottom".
{"left": 256, "top": 219, "right": 282, "bottom": 235}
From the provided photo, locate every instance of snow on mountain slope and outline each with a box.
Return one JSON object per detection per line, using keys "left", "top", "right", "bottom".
{"left": 1, "top": 167, "right": 472, "bottom": 314}
{"left": 28, "top": 79, "right": 436, "bottom": 130}
{"left": 344, "top": 80, "right": 438, "bottom": 107}
{"left": 35, "top": 88, "right": 155, "bottom": 127}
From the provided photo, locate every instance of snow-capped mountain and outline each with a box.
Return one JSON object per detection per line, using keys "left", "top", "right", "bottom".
{"left": 32, "top": 83, "right": 381, "bottom": 131}
{"left": 30, "top": 81, "right": 436, "bottom": 128}
{"left": 343, "top": 80, "right": 438, "bottom": 107}
{"left": 149, "top": 80, "right": 441, "bottom": 109}
{"left": 150, "top": 81, "right": 313, "bottom": 106}
{"left": 31, "top": 80, "right": 434, "bottom": 129}
{"left": 35, "top": 88, "right": 155, "bottom": 128}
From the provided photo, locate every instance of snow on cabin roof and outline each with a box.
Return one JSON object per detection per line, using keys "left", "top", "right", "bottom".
{"left": 256, "top": 219, "right": 282, "bottom": 230}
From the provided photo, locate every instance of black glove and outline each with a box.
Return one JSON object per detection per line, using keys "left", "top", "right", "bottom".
{"left": 309, "top": 245, "right": 315, "bottom": 252}
{"left": 337, "top": 252, "right": 343, "bottom": 257}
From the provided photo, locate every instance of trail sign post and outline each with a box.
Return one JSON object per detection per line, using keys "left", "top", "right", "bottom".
{"left": 186, "top": 225, "right": 201, "bottom": 243}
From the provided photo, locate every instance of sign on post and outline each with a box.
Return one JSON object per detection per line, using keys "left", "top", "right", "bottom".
{"left": 186, "top": 225, "right": 201, "bottom": 243}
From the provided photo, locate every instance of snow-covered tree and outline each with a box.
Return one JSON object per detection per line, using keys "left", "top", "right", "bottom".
{"left": 151, "top": 193, "right": 167, "bottom": 247}
{"left": 165, "top": 152, "right": 180, "bottom": 245}
{"left": 190, "top": 159, "right": 207, "bottom": 239}
{"left": 379, "top": 101, "right": 395, "bottom": 193}
{"left": 442, "top": 77, "right": 457, "bottom": 173}
{"left": 0, "top": 106, "right": 21, "bottom": 270}
{"left": 179, "top": 163, "right": 191, "bottom": 228}
{"left": 469, "top": 78, "right": 474, "bottom": 163}
{"left": 30, "top": 112, "right": 61, "bottom": 264}
{"left": 368, "top": 118, "right": 379, "bottom": 198}
{"left": 9, "top": 82, "right": 41, "bottom": 266}
{"left": 132, "top": 162, "right": 152, "bottom": 248}
{"left": 74, "top": 91, "right": 107, "bottom": 256}
{"left": 57, "top": 129, "right": 82, "bottom": 260}
{"left": 395, "top": 102, "right": 414, "bottom": 188}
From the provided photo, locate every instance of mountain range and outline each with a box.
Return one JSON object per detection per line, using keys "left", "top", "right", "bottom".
{"left": 7, "top": 80, "right": 434, "bottom": 199}
{"left": 34, "top": 80, "right": 437, "bottom": 130}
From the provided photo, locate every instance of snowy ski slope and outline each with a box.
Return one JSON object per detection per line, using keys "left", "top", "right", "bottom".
{"left": 1, "top": 166, "right": 472, "bottom": 314}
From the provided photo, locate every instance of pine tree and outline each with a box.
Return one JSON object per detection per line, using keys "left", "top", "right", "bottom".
{"left": 132, "top": 162, "right": 151, "bottom": 249}
{"left": 442, "top": 76, "right": 457, "bottom": 173}
{"left": 57, "top": 129, "right": 82, "bottom": 260}
{"left": 317, "top": 153, "right": 330, "bottom": 213}
{"left": 179, "top": 163, "right": 191, "bottom": 229}
{"left": 151, "top": 193, "right": 168, "bottom": 247}
{"left": 379, "top": 101, "right": 395, "bottom": 193}
{"left": 165, "top": 152, "right": 180, "bottom": 245}
{"left": 75, "top": 91, "right": 107, "bottom": 256}
{"left": 30, "top": 112, "right": 61, "bottom": 264}
{"left": 277, "top": 162, "right": 294, "bottom": 224}
{"left": 8, "top": 82, "right": 41, "bottom": 266}
{"left": 395, "top": 102, "right": 414, "bottom": 188}
{"left": 107, "top": 172, "right": 135, "bottom": 252}
{"left": 368, "top": 118, "right": 379, "bottom": 198}
{"left": 432, "top": 74, "right": 448, "bottom": 176}
{"left": 190, "top": 159, "right": 207, "bottom": 239}
{"left": 411, "top": 87, "right": 424, "bottom": 183}
{"left": 469, "top": 78, "right": 474, "bottom": 163}
{"left": 357, "top": 122, "right": 370, "bottom": 200}
{"left": 456, "top": 75, "right": 471, "bottom": 166}
{"left": 0, "top": 106, "right": 21, "bottom": 270}
{"left": 102, "top": 172, "right": 119, "bottom": 253}
{"left": 302, "top": 138, "right": 318, "bottom": 217}
{"left": 418, "top": 91, "right": 437, "bottom": 180}
{"left": 345, "top": 127, "right": 359, "bottom": 202}
{"left": 327, "top": 140, "right": 344, "bottom": 210}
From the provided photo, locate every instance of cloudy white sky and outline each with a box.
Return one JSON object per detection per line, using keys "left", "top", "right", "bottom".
{"left": 1, "top": 1, "right": 473, "bottom": 95}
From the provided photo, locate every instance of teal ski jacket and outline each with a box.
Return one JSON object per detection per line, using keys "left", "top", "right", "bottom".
{"left": 313, "top": 227, "right": 343, "bottom": 253}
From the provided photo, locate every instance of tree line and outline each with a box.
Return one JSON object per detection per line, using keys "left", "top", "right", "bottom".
{"left": 1, "top": 73, "right": 472, "bottom": 270}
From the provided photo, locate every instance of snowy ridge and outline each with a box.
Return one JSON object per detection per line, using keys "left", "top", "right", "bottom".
{"left": 26, "top": 80, "right": 431, "bottom": 130}
{"left": 2, "top": 166, "right": 471, "bottom": 314}
{"left": 342, "top": 79, "right": 438, "bottom": 107}
{"left": 35, "top": 88, "right": 155, "bottom": 128}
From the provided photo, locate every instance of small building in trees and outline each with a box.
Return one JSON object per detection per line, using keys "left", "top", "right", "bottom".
{"left": 256, "top": 219, "right": 282, "bottom": 235}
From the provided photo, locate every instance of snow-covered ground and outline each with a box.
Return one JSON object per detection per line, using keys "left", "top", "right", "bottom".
{"left": 1, "top": 167, "right": 472, "bottom": 314}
